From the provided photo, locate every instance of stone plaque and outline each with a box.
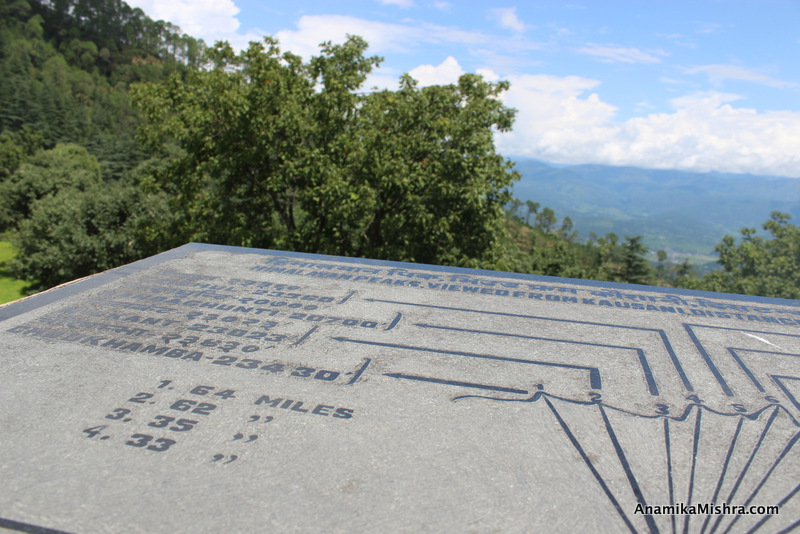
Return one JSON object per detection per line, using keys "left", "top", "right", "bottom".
{"left": 1, "top": 244, "right": 799, "bottom": 533}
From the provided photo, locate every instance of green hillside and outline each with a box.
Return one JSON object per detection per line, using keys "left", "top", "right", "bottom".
{"left": 512, "top": 160, "right": 800, "bottom": 260}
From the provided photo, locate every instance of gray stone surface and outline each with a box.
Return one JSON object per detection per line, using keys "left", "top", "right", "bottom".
{"left": 1, "top": 243, "right": 799, "bottom": 533}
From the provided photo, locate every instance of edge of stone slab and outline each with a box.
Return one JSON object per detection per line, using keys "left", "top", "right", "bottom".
{"left": 1, "top": 242, "right": 798, "bottom": 323}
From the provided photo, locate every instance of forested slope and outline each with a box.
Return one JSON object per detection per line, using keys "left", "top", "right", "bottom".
{"left": 0, "top": 0, "right": 201, "bottom": 291}
{"left": 512, "top": 160, "right": 800, "bottom": 258}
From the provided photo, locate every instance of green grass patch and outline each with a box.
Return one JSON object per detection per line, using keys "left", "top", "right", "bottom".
{"left": 0, "top": 241, "right": 31, "bottom": 305}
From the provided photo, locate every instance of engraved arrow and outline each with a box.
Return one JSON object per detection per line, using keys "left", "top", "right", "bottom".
{"left": 383, "top": 373, "right": 529, "bottom": 394}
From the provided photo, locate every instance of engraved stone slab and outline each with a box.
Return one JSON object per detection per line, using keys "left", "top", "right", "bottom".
{"left": 1, "top": 243, "right": 799, "bottom": 533}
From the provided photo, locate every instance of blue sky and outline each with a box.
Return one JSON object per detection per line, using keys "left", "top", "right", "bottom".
{"left": 128, "top": 0, "right": 800, "bottom": 177}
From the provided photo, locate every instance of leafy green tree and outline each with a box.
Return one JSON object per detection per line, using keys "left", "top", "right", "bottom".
{"left": 529, "top": 235, "right": 589, "bottom": 278}
{"left": 698, "top": 212, "right": 800, "bottom": 298}
{"left": 534, "top": 207, "right": 557, "bottom": 233}
{"left": 347, "top": 73, "right": 517, "bottom": 265}
{"left": 131, "top": 36, "right": 518, "bottom": 267}
{"left": 507, "top": 198, "right": 523, "bottom": 223}
{"left": 655, "top": 249, "right": 669, "bottom": 279}
{"left": 0, "top": 143, "right": 101, "bottom": 231}
{"left": 498, "top": 207, "right": 593, "bottom": 280}
{"left": 558, "top": 216, "right": 577, "bottom": 242}
{"left": 0, "top": 132, "right": 24, "bottom": 177}
{"left": 676, "top": 259, "right": 695, "bottom": 278}
{"left": 620, "top": 235, "right": 653, "bottom": 285}
{"left": 10, "top": 179, "right": 168, "bottom": 291}
{"left": 584, "top": 232, "right": 622, "bottom": 281}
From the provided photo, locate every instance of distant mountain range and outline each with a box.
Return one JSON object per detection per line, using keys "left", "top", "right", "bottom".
{"left": 510, "top": 160, "right": 800, "bottom": 261}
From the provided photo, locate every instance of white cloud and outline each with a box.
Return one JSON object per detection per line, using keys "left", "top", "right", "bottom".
{"left": 668, "top": 91, "right": 741, "bottom": 110}
{"left": 489, "top": 8, "right": 526, "bottom": 33}
{"left": 497, "top": 74, "right": 617, "bottom": 161}
{"left": 476, "top": 68, "right": 500, "bottom": 82}
{"left": 433, "top": 1, "right": 452, "bottom": 10}
{"left": 380, "top": 0, "right": 415, "bottom": 7}
{"left": 125, "top": 0, "right": 262, "bottom": 50}
{"left": 375, "top": 61, "right": 500, "bottom": 92}
{"left": 408, "top": 56, "right": 464, "bottom": 86}
{"left": 575, "top": 44, "right": 664, "bottom": 64}
{"left": 685, "top": 64, "right": 796, "bottom": 89}
{"left": 128, "top": 3, "right": 490, "bottom": 55}
{"left": 548, "top": 23, "right": 572, "bottom": 37}
{"left": 402, "top": 60, "right": 503, "bottom": 89}
{"left": 275, "top": 15, "right": 413, "bottom": 59}
{"left": 695, "top": 22, "right": 721, "bottom": 34}
{"left": 658, "top": 76, "right": 693, "bottom": 87}
{"left": 658, "top": 32, "right": 695, "bottom": 49}
{"left": 274, "top": 15, "right": 491, "bottom": 60}
{"left": 497, "top": 80, "right": 800, "bottom": 178}
{"left": 365, "top": 69, "right": 406, "bottom": 91}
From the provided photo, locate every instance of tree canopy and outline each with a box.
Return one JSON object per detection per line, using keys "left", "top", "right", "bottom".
{"left": 131, "top": 36, "right": 519, "bottom": 267}
{"left": 4, "top": 143, "right": 169, "bottom": 290}
{"left": 698, "top": 212, "right": 800, "bottom": 299}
